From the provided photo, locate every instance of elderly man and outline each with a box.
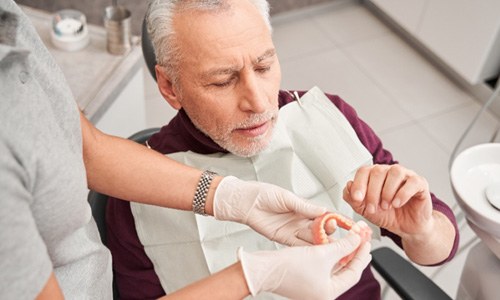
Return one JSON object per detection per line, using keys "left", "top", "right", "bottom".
{"left": 107, "top": 0, "right": 459, "bottom": 299}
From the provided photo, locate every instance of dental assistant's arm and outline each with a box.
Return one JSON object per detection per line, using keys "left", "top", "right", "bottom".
{"left": 36, "top": 262, "right": 248, "bottom": 300}
{"left": 80, "top": 112, "right": 220, "bottom": 212}
{"left": 158, "top": 263, "right": 249, "bottom": 300}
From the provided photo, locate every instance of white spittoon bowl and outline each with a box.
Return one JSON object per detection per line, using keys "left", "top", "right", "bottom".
{"left": 450, "top": 143, "right": 500, "bottom": 258}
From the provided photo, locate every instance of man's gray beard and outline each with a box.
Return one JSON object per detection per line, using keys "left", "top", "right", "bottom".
{"left": 191, "top": 112, "right": 278, "bottom": 158}
{"left": 218, "top": 126, "right": 275, "bottom": 157}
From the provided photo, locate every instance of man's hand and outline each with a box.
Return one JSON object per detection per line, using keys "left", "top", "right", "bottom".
{"left": 343, "top": 164, "right": 434, "bottom": 239}
{"left": 213, "top": 176, "right": 327, "bottom": 246}
{"left": 343, "top": 164, "right": 457, "bottom": 265}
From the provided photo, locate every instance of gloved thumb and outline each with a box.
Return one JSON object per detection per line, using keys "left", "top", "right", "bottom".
{"left": 328, "top": 233, "right": 362, "bottom": 258}
{"left": 330, "top": 240, "right": 372, "bottom": 296}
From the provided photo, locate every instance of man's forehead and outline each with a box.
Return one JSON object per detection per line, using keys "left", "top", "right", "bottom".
{"left": 199, "top": 48, "right": 276, "bottom": 78}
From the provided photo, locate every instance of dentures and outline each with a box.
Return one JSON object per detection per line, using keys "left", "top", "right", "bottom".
{"left": 312, "top": 212, "right": 372, "bottom": 266}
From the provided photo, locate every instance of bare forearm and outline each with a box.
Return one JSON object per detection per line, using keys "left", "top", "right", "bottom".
{"left": 158, "top": 263, "right": 249, "bottom": 299}
{"left": 401, "top": 210, "right": 456, "bottom": 265}
{"left": 80, "top": 113, "right": 220, "bottom": 213}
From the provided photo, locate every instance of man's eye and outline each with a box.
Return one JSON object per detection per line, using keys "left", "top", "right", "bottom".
{"left": 212, "top": 78, "right": 235, "bottom": 88}
{"left": 256, "top": 66, "right": 271, "bottom": 73}
{"left": 212, "top": 81, "right": 231, "bottom": 88}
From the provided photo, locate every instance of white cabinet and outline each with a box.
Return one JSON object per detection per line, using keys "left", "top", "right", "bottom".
{"left": 370, "top": 0, "right": 428, "bottom": 33}
{"left": 369, "top": 0, "right": 500, "bottom": 85}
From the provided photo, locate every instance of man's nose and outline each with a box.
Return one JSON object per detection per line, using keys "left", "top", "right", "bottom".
{"left": 238, "top": 72, "right": 267, "bottom": 113}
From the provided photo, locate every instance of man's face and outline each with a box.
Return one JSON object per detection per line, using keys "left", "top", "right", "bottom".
{"left": 160, "top": 1, "right": 281, "bottom": 157}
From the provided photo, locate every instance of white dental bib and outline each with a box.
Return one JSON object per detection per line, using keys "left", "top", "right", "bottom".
{"left": 131, "top": 87, "right": 378, "bottom": 298}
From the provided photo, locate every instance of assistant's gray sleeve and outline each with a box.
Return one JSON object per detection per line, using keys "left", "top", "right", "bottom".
{"left": 0, "top": 140, "right": 53, "bottom": 299}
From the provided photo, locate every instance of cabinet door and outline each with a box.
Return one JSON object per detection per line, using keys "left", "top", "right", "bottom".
{"left": 370, "top": 0, "right": 429, "bottom": 33}
{"left": 416, "top": 0, "right": 500, "bottom": 84}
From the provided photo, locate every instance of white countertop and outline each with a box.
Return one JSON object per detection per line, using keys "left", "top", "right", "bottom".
{"left": 21, "top": 5, "right": 143, "bottom": 123}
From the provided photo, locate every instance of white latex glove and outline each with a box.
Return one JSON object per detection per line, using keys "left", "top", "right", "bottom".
{"left": 213, "top": 176, "right": 327, "bottom": 246}
{"left": 238, "top": 233, "right": 372, "bottom": 300}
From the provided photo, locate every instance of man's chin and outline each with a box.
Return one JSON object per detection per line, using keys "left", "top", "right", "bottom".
{"left": 226, "top": 142, "right": 268, "bottom": 157}
{"left": 223, "top": 135, "right": 273, "bottom": 157}
{"left": 221, "top": 118, "right": 277, "bottom": 157}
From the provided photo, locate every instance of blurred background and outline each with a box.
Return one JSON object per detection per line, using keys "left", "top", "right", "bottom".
{"left": 16, "top": 0, "right": 334, "bottom": 35}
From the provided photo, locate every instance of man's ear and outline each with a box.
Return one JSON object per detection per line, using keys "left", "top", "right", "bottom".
{"left": 155, "top": 65, "right": 182, "bottom": 110}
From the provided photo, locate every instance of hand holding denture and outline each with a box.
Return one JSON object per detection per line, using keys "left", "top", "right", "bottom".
{"left": 312, "top": 212, "right": 372, "bottom": 266}
{"left": 343, "top": 164, "right": 434, "bottom": 237}
{"left": 238, "top": 234, "right": 372, "bottom": 300}
{"left": 213, "top": 176, "right": 327, "bottom": 246}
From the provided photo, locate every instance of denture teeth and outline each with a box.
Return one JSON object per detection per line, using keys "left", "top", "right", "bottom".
{"left": 312, "top": 213, "right": 373, "bottom": 246}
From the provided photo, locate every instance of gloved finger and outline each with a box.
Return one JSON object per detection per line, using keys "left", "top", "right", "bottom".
{"left": 284, "top": 195, "right": 327, "bottom": 219}
{"left": 290, "top": 217, "right": 336, "bottom": 245}
{"left": 339, "top": 242, "right": 372, "bottom": 275}
{"left": 350, "top": 241, "right": 372, "bottom": 265}
{"left": 326, "top": 233, "right": 361, "bottom": 258}
{"left": 325, "top": 218, "right": 337, "bottom": 235}
{"left": 325, "top": 220, "right": 339, "bottom": 242}
{"left": 286, "top": 237, "right": 312, "bottom": 247}
{"left": 295, "top": 227, "right": 315, "bottom": 245}
{"left": 330, "top": 242, "right": 372, "bottom": 295}
{"left": 273, "top": 219, "right": 315, "bottom": 246}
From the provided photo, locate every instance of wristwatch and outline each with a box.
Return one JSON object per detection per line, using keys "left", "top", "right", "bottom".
{"left": 192, "top": 170, "right": 217, "bottom": 215}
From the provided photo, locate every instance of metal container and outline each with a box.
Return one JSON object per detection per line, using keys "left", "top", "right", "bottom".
{"left": 104, "top": 5, "right": 131, "bottom": 55}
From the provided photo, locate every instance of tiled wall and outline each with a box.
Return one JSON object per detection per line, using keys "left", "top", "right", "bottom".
{"left": 16, "top": 0, "right": 336, "bottom": 35}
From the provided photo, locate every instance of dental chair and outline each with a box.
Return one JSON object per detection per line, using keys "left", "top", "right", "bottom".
{"left": 87, "top": 15, "right": 452, "bottom": 300}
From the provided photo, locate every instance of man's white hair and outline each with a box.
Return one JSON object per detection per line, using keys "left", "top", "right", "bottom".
{"left": 146, "top": 0, "right": 271, "bottom": 84}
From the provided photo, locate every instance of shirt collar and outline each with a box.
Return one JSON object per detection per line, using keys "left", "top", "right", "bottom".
{"left": 0, "top": 9, "right": 18, "bottom": 47}
{"left": 0, "top": 8, "right": 29, "bottom": 64}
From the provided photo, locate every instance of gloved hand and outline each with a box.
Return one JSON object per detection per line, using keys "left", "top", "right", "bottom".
{"left": 238, "top": 233, "right": 372, "bottom": 300}
{"left": 213, "top": 176, "right": 327, "bottom": 246}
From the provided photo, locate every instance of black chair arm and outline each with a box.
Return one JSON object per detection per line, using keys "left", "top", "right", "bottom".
{"left": 371, "top": 247, "right": 452, "bottom": 300}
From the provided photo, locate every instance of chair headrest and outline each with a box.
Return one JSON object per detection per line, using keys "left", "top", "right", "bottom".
{"left": 141, "top": 16, "right": 157, "bottom": 82}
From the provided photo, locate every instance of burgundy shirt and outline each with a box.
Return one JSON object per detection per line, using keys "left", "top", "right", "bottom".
{"left": 106, "top": 91, "right": 459, "bottom": 300}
